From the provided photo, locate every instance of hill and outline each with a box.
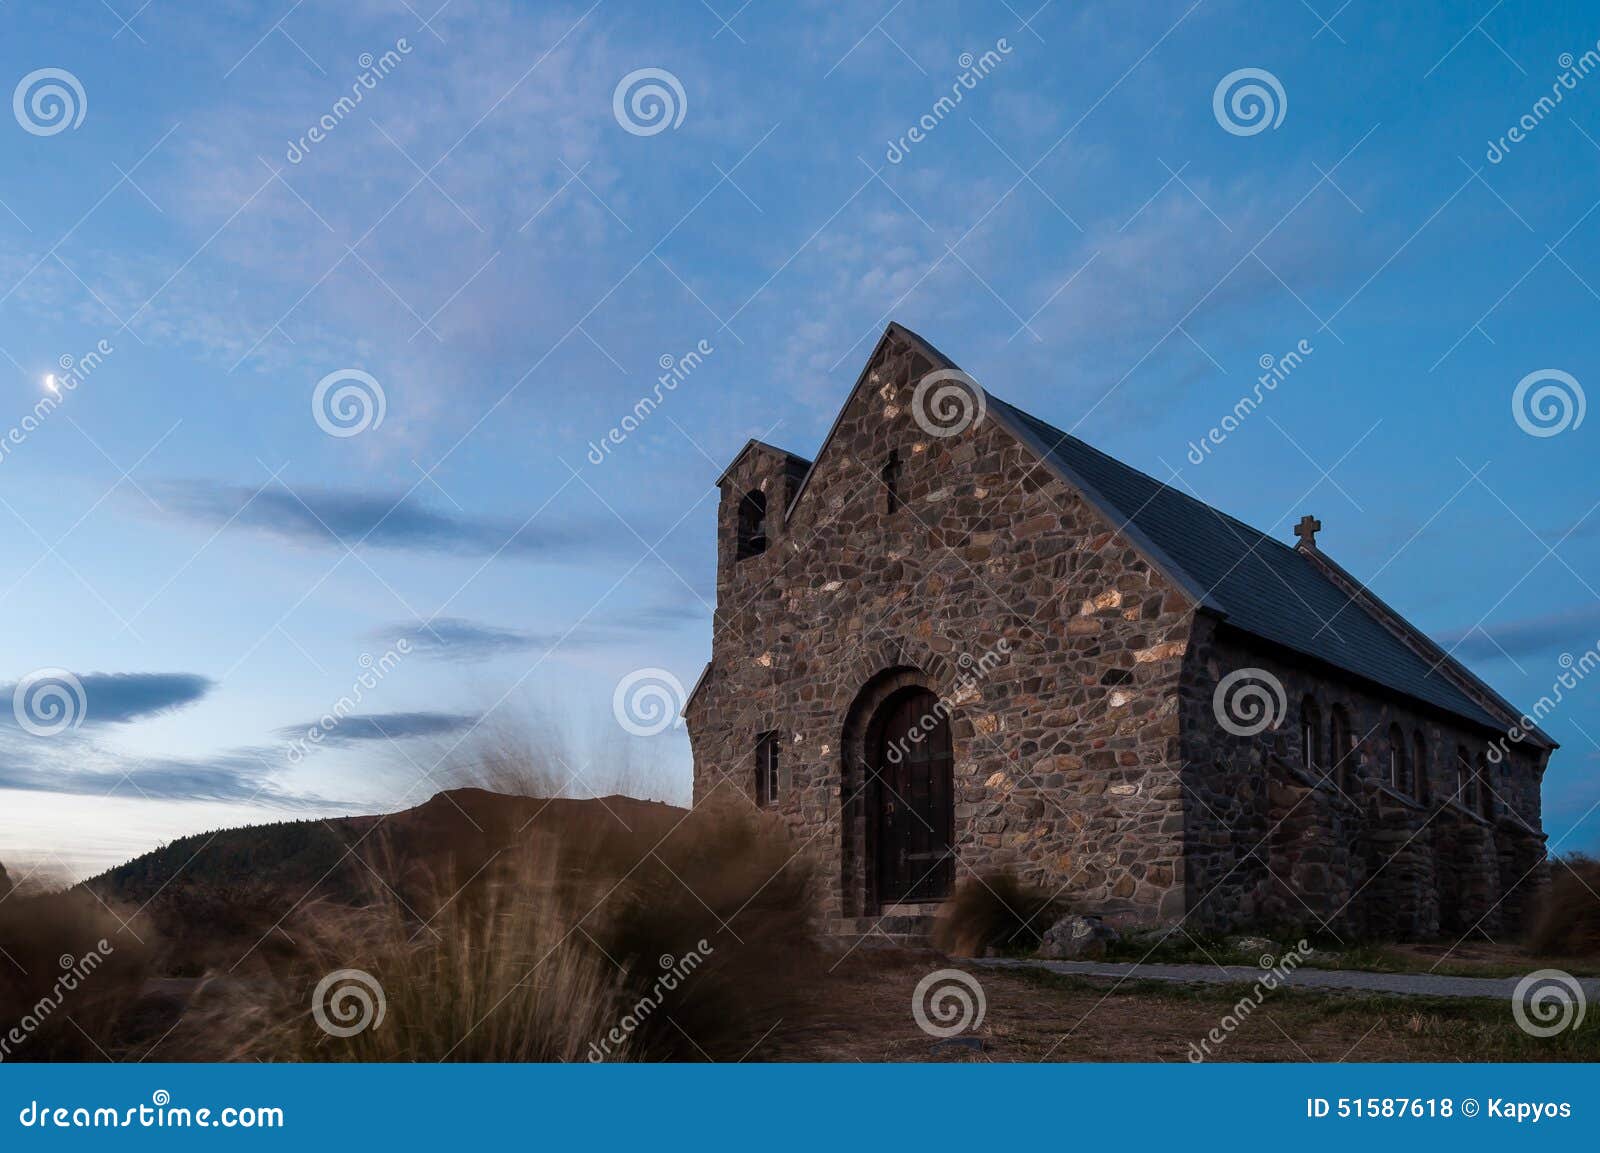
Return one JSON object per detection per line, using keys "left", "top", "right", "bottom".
{"left": 77, "top": 788, "right": 686, "bottom": 975}
{"left": 87, "top": 787, "right": 685, "bottom": 906}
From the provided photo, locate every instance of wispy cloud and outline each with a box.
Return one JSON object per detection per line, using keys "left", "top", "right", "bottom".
{"left": 1441, "top": 603, "right": 1600, "bottom": 661}
{"left": 0, "top": 740, "right": 344, "bottom": 808}
{"left": 377, "top": 604, "right": 708, "bottom": 662}
{"left": 151, "top": 480, "right": 609, "bottom": 560}
{"left": 388, "top": 618, "right": 555, "bottom": 661}
{"left": 273, "top": 710, "right": 479, "bottom": 745}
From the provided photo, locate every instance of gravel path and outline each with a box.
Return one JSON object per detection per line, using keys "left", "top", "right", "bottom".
{"left": 968, "top": 957, "right": 1600, "bottom": 1001}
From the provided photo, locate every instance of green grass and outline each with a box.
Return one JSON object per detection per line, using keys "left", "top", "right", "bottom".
{"left": 1006, "top": 966, "right": 1600, "bottom": 1062}
{"left": 1093, "top": 931, "right": 1598, "bottom": 980}
{"left": 1098, "top": 932, "right": 1297, "bottom": 968}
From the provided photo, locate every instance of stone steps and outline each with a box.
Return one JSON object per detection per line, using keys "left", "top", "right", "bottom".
{"left": 827, "top": 907, "right": 941, "bottom": 945}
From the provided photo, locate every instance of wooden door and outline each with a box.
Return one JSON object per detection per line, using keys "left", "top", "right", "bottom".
{"left": 872, "top": 688, "right": 954, "bottom": 904}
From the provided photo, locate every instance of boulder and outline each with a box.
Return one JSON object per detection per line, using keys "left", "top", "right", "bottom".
{"left": 1038, "top": 913, "right": 1119, "bottom": 960}
{"left": 1228, "top": 935, "right": 1276, "bottom": 958}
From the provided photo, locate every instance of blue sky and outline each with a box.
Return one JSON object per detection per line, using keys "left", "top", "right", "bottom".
{"left": 1, "top": 0, "right": 1597, "bottom": 877}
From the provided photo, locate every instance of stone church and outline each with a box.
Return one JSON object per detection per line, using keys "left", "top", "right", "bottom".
{"left": 684, "top": 323, "right": 1553, "bottom": 941}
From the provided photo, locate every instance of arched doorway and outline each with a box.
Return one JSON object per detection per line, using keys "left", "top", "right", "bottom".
{"left": 866, "top": 686, "right": 954, "bottom": 904}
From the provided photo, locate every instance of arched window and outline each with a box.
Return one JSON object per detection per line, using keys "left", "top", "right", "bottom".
{"left": 1301, "top": 696, "right": 1323, "bottom": 775}
{"left": 1456, "top": 745, "right": 1472, "bottom": 808}
{"left": 1413, "top": 731, "right": 1429, "bottom": 804}
{"left": 736, "top": 490, "right": 767, "bottom": 559}
{"left": 1330, "top": 705, "right": 1356, "bottom": 792}
{"left": 1478, "top": 751, "right": 1495, "bottom": 821}
{"left": 1388, "top": 723, "right": 1409, "bottom": 794}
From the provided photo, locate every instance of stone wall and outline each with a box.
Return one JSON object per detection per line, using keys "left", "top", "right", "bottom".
{"left": 687, "top": 329, "right": 1195, "bottom": 925}
{"left": 1177, "top": 615, "right": 1548, "bottom": 939}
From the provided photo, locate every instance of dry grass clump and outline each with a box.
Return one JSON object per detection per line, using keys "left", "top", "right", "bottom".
{"left": 932, "top": 870, "right": 1066, "bottom": 956}
{"left": 0, "top": 885, "right": 151, "bottom": 1061}
{"left": 1529, "top": 854, "right": 1600, "bottom": 957}
{"left": 0, "top": 723, "right": 822, "bottom": 1062}
{"left": 228, "top": 797, "right": 820, "bottom": 1061}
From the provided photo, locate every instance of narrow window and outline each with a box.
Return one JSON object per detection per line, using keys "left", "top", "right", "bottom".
{"left": 1300, "top": 697, "right": 1322, "bottom": 775}
{"left": 1388, "top": 723, "right": 1408, "bottom": 794}
{"left": 1456, "top": 745, "right": 1471, "bottom": 807}
{"left": 1478, "top": 752, "right": 1495, "bottom": 821}
{"left": 882, "top": 449, "right": 902, "bottom": 514}
{"left": 1330, "top": 705, "right": 1355, "bottom": 792}
{"left": 1413, "top": 732, "right": 1429, "bottom": 804}
{"left": 736, "top": 490, "right": 767, "bottom": 559}
{"left": 755, "top": 731, "right": 780, "bottom": 808}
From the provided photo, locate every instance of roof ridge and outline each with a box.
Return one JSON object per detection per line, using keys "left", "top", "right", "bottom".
{"left": 986, "top": 392, "right": 1298, "bottom": 559}
{"left": 978, "top": 393, "right": 1509, "bottom": 736}
{"left": 1298, "top": 546, "right": 1556, "bottom": 748}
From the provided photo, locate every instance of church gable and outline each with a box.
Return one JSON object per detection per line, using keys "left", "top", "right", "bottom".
{"left": 692, "top": 324, "right": 1199, "bottom": 923}
{"left": 775, "top": 324, "right": 1196, "bottom": 620}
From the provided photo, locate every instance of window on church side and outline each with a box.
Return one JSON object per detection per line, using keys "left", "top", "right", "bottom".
{"left": 1301, "top": 696, "right": 1322, "bottom": 776}
{"left": 755, "top": 731, "right": 780, "bottom": 807}
{"left": 1478, "top": 752, "right": 1495, "bottom": 821}
{"left": 1388, "top": 723, "right": 1409, "bottom": 795}
{"left": 1330, "top": 705, "right": 1356, "bottom": 793}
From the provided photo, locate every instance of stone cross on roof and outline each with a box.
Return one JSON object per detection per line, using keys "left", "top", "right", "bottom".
{"left": 1294, "top": 514, "right": 1322, "bottom": 549}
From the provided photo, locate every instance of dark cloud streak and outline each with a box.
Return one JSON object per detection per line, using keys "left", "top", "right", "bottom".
{"left": 273, "top": 710, "right": 479, "bottom": 745}
{"left": 374, "top": 604, "right": 708, "bottom": 662}
{"left": 151, "top": 481, "right": 610, "bottom": 561}
{"left": 1442, "top": 603, "right": 1600, "bottom": 661}
{"left": 0, "top": 672, "right": 213, "bottom": 727}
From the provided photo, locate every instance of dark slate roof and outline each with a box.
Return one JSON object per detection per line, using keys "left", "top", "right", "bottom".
{"left": 747, "top": 323, "right": 1534, "bottom": 740}
{"left": 984, "top": 393, "right": 1508, "bottom": 734}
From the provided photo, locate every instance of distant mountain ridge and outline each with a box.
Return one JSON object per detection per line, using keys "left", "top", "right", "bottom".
{"left": 85, "top": 787, "right": 686, "bottom": 907}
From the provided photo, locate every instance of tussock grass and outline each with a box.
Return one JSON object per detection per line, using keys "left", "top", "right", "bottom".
{"left": 932, "top": 871, "right": 1065, "bottom": 956}
{"left": 0, "top": 885, "right": 151, "bottom": 1061}
{"left": 1530, "top": 854, "right": 1600, "bottom": 958}
{"left": 232, "top": 798, "right": 820, "bottom": 1062}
